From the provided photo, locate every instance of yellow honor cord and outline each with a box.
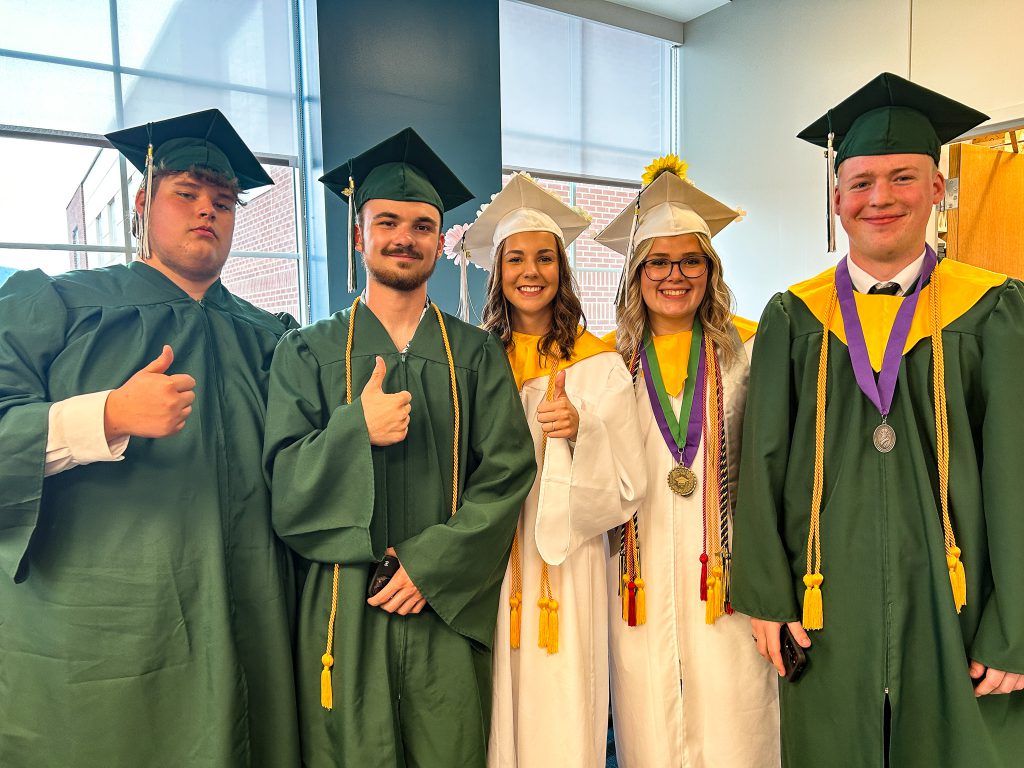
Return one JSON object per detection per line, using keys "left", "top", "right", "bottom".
{"left": 804, "top": 269, "right": 965, "bottom": 631}
{"left": 322, "top": 297, "right": 461, "bottom": 709}
{"left": 510, "top": 352, "right": 562, "bottom": 651}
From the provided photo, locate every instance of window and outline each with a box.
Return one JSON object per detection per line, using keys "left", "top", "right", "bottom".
{"left": 0, "top": 0, "right": 320, "bottom": 322}
{"left": 499, "top": 1, "right": 679, "bottom": 335}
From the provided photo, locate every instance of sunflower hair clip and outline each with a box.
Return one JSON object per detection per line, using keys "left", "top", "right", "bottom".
{"left": 642, "top": 154, "right": 688, "bottom": 186}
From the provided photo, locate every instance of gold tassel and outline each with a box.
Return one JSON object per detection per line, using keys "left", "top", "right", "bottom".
{"left": 802, "top": 573, "right": 824, "bottom": 630}
{"left": 510, "top": 593, "right": 522, "bottom": 649}
{"left": 712, "top": 565, "right": 725, "bottom": 620}
{"left": 634, "top": 577, "right": 646, "bottom": 626}
{"left": 537, "top": 597, "right": 550, "bottom": 649}
{"left": 947, "top": 546, "right": 967, "bottom": 613}
{"left": 320, "top": 653, "right": 334, "bottom": 711}
{"left": 547, "top": 599, "right": 559, "bottom": 654}
{"left": 705, "top": 573, "right": 718, "bottom": 625}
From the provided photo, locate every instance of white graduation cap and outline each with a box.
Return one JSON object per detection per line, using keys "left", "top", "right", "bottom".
{"left": 451, "top": 172, "right": 591, "bottom": 319}
{"left": 594, "top": 167, "right": 742, "bottom": 306}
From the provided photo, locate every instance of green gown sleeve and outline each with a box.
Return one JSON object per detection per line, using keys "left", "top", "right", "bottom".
{"left": 731, "top": 294, "right": 802, "bottom": 621}
{"left": 396, "top": 333, "right": 537, "bottom": 647}
{"left": 0, "top": 270, "right": 68, "bottom": 582}
{"left": 968, "top": 279, "right": 1024, "bottom": 674}
{"left": 263, "top": 328, "right": 381, "bottom": 564}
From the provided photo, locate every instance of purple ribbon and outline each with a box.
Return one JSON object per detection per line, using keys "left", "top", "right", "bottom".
{"left": 834, "top": 246, "right": 937, "bottom": 417}
{"left": 639, "top": 339, "right": 706, "bottom": 467}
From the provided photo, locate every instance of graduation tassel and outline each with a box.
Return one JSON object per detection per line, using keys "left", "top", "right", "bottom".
{"left": 343, "top": 176, "right": 357, "bottom": 293}
{"left": 537, "top": 597, "right": 550, "bottom": 649}
{"left": 546, "top": 598, "right": 559, "bottom": 654}
{"left": 802, "top": 573, "right": 824, "bottom": 630}
{"left": 803, "top": 288, "right": 835, "bottom": 630}
{"left": 825, "top": 130, "right": 837, "bottom": 253}
{"left": 929, "top": 266, "right": 966, "bottom": 614}
{"left": 621, "top": 572, "right": 630, "bottom": 623}
{"left": 723, "top": 553, "right": 734, "bottom": 615}
{"left": 509, "top": 533, "right": 523, "bottom": 649}
{"left": 626, "top": 579, "right": 637, "bottom": 627}
{"left": 947, "top": 546, "right": 967, "bottom": 612}
{"left": 457, "top": 249, "right": 470, "bottom": 322}
{"left": 321, "top": 563, "right": 340, "bottom": 710}
{"left": 699, "top": 553, "right": 709, "bottom": 602}
{"left": 634, "top": 577, "right": 646, "bottom": 626}
{"left": 140, "top": 141, "right": 154, "bottom": 260}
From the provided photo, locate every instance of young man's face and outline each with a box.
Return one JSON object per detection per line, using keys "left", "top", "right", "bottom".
{"left": 356, "top": 199, "right": 443, "bottom": 291}
{"left": 137, "top": 172, "right": 237, "bottom": 284}
{"left": 835, "top": 153, "right": 944, "bottom": 265}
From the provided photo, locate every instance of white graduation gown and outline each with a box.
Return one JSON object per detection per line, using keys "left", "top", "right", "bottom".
{"left": 607, "top": 335, "right": 781, "bottom": 768}
{"left": 489, "top": 351, "right": 647, "bottom": 768}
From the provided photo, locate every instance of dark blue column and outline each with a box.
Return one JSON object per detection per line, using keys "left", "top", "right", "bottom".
{"left": 316, "top": 0, "right": 501, "bottom": 317}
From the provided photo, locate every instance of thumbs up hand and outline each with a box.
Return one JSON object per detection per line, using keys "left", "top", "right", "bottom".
{"left": 535, "top": 369, "right": 580, "bottom": 441}
{"left": 360, "top": 356, "right": 413, "bottom": 446}
{"left": 103, "top": 345, "right": 197, "bottom": 440}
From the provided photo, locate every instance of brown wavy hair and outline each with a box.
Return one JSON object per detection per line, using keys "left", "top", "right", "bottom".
{"left": 481, "top": 233, "right": 586, "bottom": 360}
{"left": 615, "top": 231, "right": 740, "bottom": 369}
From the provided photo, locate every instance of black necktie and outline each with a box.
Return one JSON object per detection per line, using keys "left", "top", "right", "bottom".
{"left": 868, "top": 282, "right": 901, "bottom": 296}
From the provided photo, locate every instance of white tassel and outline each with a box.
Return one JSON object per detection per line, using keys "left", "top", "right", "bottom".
{"left": 141, "top": 142, "right": 154, "bottom": 260}
{"left": 458, "top": 252, "right": 470, "bottom": 322}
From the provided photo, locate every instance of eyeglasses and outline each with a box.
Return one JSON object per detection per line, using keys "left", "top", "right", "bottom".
{"left": 641, "top": 255, "right": 708, "bottom": 281}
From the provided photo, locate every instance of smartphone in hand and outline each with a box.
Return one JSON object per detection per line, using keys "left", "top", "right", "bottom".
{"left": 781, "top": 624, "right": 808, "bottom": 683}
{"left": 367, "top": 554, "right": 401, "bottom": 598}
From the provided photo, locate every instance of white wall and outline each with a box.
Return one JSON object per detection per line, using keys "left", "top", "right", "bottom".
{"left": 680, "top": 0, "right": 1023, "bottom": 319}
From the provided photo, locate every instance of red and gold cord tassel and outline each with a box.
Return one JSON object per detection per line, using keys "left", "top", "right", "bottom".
{"left": 929, "top": 267, "right": 966, "bottom": 613}
{"left": 620, "top": 516, "right": 644, "bottom": 626}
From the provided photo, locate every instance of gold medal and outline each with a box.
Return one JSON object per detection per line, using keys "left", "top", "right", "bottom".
{"left": 667, "top": 464, "right": 697, "bottom": 496}
{"left": 873, "top": 422, "right": 896, "bottom": 453}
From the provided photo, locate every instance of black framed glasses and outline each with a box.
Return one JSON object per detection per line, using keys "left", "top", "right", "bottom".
{"left": 641, "top": 255, "right": 708, "bottom": 281}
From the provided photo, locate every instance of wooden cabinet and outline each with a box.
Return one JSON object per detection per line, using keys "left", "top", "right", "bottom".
{"left": 944, "top": 142, "right": 1024, "bottom": 278}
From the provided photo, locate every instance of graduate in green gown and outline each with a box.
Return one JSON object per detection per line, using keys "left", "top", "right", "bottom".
{"left": 0, "top": 110, "right": 300, "bottom": 767}
{"left": 263, "top": 128, "right": 537, "bottom": 768}
{"left": 731, "top": 73, "right": 1024, "bottom": 768}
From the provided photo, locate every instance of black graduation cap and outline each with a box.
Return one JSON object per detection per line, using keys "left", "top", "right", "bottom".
{"left": 798, "top": 72, "right": 989, "bottom": 170}
{"left": 105, "top": 109, "right": 273, "bottom": 191}
{"left": 320, "top": 127, "right": 473, "bottom": 214}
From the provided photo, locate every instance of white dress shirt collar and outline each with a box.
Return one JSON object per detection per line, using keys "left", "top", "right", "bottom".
{"left": 846, "top": 249, "right": 927, "bottom": 296}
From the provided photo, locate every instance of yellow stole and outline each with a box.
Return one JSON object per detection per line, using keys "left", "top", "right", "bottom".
{"left": 789, "top": 259, "right": 1006, "bottom": 371}
{"left": 507, "top": 328, "right": 614, "bottom": 391}
{"left": 603, "top": 317, "right": 757, "bottom": 396}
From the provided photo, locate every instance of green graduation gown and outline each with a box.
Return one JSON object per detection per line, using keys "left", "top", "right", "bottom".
{"left": 0, "top": 262, "right": 300, "bottom": 768}
{"left": 731, "top": 259, "right": 1024, "bottom": 768}
{"left": 263, "top": 303, "right": 536, "bottom": 768}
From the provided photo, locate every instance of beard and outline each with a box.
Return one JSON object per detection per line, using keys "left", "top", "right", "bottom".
{"left": 363, "top": 246, "right": 438, "bottom": 291}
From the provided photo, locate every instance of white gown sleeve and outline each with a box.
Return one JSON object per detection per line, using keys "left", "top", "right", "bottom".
{"left": 45, "top": 391, "right": 130, "bottom": 477}
{"left": 534, "top": 357, "right": 647, "bottom": 565}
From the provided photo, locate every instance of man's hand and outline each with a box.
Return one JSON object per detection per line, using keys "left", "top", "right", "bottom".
{"left": 535, "top": 370, "right": 580, "bottom": 441}
{"left": 751, "top": 618, "right": 811, "bottom": 677}
{"left": 361, "top": 356, "right": 412, "bottom": 446}
{"left": 367, "top": 547, "right": 426, "bottom": 615}
{"left": 103, "top": 345, "right": 196, "bottom": 440}
{"left": 969, "top": 660, "right": 1024, "bottom": 696}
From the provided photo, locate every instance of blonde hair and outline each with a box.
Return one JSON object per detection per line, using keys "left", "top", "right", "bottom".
{"left": 615, "top": 232, "right": 740, "bottom": 369}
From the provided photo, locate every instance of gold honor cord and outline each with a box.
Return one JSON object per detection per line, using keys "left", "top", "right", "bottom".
{"left": 804, "top": 275, "right": 963, "bottom": 631}
{"left": 321, "top": 296, "right": 461, "bottom": 709}
{"left": 509, "top": 354, "right": 561, "bottom": 653}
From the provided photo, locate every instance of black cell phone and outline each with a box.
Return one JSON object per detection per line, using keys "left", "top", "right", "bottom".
{"left": 367, "top": 554, "right": 401, "bottom": 598}
{"left": 780, "top": 624, "right": 808, "bottom": 683}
